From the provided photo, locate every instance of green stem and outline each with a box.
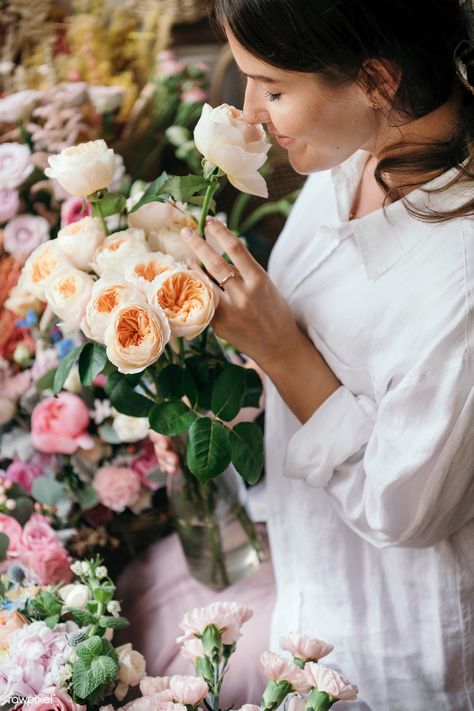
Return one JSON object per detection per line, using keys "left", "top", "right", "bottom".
{"left": 197, "top": 179, "right": 219, "bottom": 237}
{"left": 238, "top": 200, "right": 290, "bottom": 235}
{"left": 203, "top": 484, "right": 230, "bottom": 588}
{"left": 93, "top": 198, "right": 109, "bottom": 236}
{"left": 228, "top": 190, "right": 252, "bottom": 232}
{"left": 88, "top": 600, "right": 103, "bottom": 637}
{"left": 233, "top": 504, "right": 264, "bottom": 560}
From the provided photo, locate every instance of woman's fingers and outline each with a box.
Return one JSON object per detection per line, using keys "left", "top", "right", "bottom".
{"left": 185, "top": 255, "right": 227, "bottom": 303}
{"left": 204, "top": 216, "right": 263, "bottom": 279}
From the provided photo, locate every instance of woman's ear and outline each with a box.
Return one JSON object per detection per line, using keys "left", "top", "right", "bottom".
{"left": 359, "top": 58, "right": 401, "bottom": 110}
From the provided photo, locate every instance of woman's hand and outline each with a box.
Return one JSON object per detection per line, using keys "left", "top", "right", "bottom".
{"left": 181, "top": 216, "right": 300, "bottom": 369}
{"left": 181, "top": 217, "right": 341, "bottom": 424}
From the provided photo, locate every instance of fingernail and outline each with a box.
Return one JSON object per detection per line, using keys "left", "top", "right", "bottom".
{"left": 181, "top": 227, "right": 192, "bottom": 239}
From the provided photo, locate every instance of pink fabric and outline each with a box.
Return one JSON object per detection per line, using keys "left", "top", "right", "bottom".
{"left": 117, "top": 530, "right": 276, "bottom": 707}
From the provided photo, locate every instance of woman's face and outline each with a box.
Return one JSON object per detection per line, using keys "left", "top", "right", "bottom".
{"left": 227, "top": 31, "right": 379, "bottom": 174}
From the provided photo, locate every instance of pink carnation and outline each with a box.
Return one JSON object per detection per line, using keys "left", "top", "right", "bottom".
{"left": 139, "top": 677, "right": 170, "bottom": 696}
{"left": 305, "top": 663, "right": 358, "bottom": 701}
{"left": 169, "top": 676, "right": 208, "bottom": 706}
{"left": 260, "top": 651, "right": 311, "bottom": 694}
{"left": 280, "top": 632, "right": 333, "bottom": 662}
{"left": 23, "top": 691, "right": 86, "bottom": 710}
{"left": 60, "top": 196, "right": 91, "bottom": 228}
{"left": 5, "top": 459, "right": 43, "bottom": 495}
{"left": 93, "top": 466, "right": 141, "bottom": 512}
{"left": 177, "top": 602, "right": 253, "bottom": 646}
{"left": 31, "top": 393, "right": 94, "bottom": 454}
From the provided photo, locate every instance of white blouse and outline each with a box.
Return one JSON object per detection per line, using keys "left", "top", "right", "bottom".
{"left": 265, "top": 151, "right": 474, "bottom": 710}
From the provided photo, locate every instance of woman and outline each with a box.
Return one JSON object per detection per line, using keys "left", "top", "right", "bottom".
{"left": 180, "top": 0, "right": 474, "bottom": 708}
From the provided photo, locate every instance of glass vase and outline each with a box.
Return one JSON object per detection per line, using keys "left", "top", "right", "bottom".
{"left": 168, "top": 463, "right": 264, "bottom": 590}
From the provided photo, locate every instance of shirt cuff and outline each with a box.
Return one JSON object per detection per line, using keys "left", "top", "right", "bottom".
{"left": 284, "top": 386, "right": 376, "bottom": 487}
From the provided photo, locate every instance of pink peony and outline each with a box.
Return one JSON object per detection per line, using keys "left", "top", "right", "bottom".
{"left": 3, "top": 215, "right": 50, "bottom": 259}
{"left": 5, "top": 459, "right": 43, "bottom": 495}
{"left": 304, "top": 663, "right": 358, "bottom": 701}
{"left": 23, "top": 690, "right": 86, "bottom": 710}
{"left": 60, "top": 196, "right": 91, "bottom": 227}
{"left": 31, "top": 393, "right": 94, "bottom": 454}
{"left": 177, "top": 602, "right": 253, "bottom": 646}
{"left": 169, "top": 676, "right": 208, "bottom": 706}
{"left": 280, "top": 632, "right": 333, "bottom": 662}
{"left": 0, "top": 189, "right": 19, "bottom": 223}
{"left": 0, "top": 514, "right": 22, "bottom": 554}
{"left": 26, "top": 542, "right": 72, "bottom": 585}
{"left": 260, "top": 651, "right": 311, "bottom": 694}
{"left": 93, "top": 466, "right": 141, "bottom": 512}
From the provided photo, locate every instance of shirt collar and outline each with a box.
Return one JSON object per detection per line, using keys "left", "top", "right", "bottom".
{"left": 328, "top": 151, "right": 469, "bottom": 281}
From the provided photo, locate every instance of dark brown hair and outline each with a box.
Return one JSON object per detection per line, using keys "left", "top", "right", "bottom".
{"left": 214, "top": 0, "right": 474, "bottom": 222}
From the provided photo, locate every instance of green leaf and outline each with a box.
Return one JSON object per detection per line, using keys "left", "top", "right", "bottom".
{"left": 229, "top": 422, "right": 264, "bottom": 484}
{"left": 160, "top": 174, "right": 210, "bottom": 202}
{"left": 186, "top": 417, "right": 231, "bottom": 483}
{"left": 36, "top": 367, "right": 56, "bottom": 390}
{"left": 242, "top": 367, "right": 263, "bottom": 408}
{"left": 12, "top": 497, "right": 34, "bottom": 525}
{"left": 181, "top": 367, "right": 198, "bottom": 408}
{"left": 99, "top": 615, "right": 129, "bottom": 629}
{"left": 94, "top": 586, "right": 115, "bottom": 604}
{"left": 156, "top": 364, "right": 185, "bottom": 399}
{"left": 149, "top": 400, "right": 197, "bottom": 436}
{"left": 78, "top": 343, "right": 107, "bottom": 386}
{"left": 92, "top": 191, "right": 126, "bottom": 217}
{"left": 65, "top": 608, "right": 96, "bottom": 626}
{"left": 53, "top": 344, "right": 85, "bottom": 394}
{"left": 44, "top": 613, "right": 60, "bottom": 628}
{"left": 109, "top": 379, "right": 154, "bottom": 417}
{"left": 72, "top": 659, "right": 96, "bottom": 699}
{"left": 128, "top": 172, "right": 169, "bottom": 213}
{"left": 31, "top": 476, "right": 66, "bottom": 506}
{"left": 211, "top": 365, "right": 246, "bottom": 421}
{"left": 188, "top": 195, "right": 217, "bottom": 214}
{"left": 76, "top": 485, "right": 99, "bottom": 510}
{"left": 97, "top": 423, "right": 122, "bottom": 444}
{"left": 75, "top": 635, "right": 115, "bottom": 664}
{"left": 0, "top": 533, "right": 9, "bottom": 561}
{"left": 90, "top": 655, "right": 119, "bottom": 687}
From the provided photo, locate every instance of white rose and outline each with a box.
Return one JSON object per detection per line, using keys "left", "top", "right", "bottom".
{"left": 44, "top": 139, "right": 118, "bottom": 197}
{"left": 124, "top": 252, "right": 178, "bottom": 292}
{"left": 21, "top": 241, "right": 73, "bottom": 300}
{"left": 0, "top": 143, "right": 34, "bottom": 190}
{"left": 104, "top": 302, "right": 171, "bottom": 374}
{"left": 91, "top": 228, "right": 149, "bottom": 276}
{"left": 88, "top": 85, "right": 125, "bottom": 114}
{"left": 0, "top": 90, "right": 42, "bottom": 123}
{"left": 194, "top": 103, "right": 270, "bottom": 198}
{"left": 116, "top": 643, "right": 147, "bottom": 686}
{"left": 81, "top": 274, "right": 145, "bottom": 343}
{"left": 56, "top": 216, "right": 106, "bottom": 271}
{"left": 45, "top": 268, "right": 95, "bottom": 330}
{"left": 59, "top": 583, "right": 90, "bottom": 610}
{"left": 128, "top": 199, "right": 193, "bottom": 236}
{"left": 147, "top": 269, "right": 216, "bottom": 340}
{"left": 112, "top": 412, "right": 150, "bottom": 442}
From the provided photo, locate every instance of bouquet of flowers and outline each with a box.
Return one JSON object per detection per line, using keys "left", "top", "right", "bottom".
{"left": 102, "top": 601, "right": 358, "bottom": 711}
{"left": 0, "top": 556, "right": 147, "bottom": 708}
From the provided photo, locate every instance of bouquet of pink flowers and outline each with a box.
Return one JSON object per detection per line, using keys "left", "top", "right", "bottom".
{"left": 100, "top": 601, "right": 358, "bottom": 711}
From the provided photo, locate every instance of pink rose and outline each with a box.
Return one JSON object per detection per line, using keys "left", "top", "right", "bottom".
{"left": 260, "top": 651, "right": 311, "bottom": 694}
{"left": 0, "top": 514, "right": 22, "bottom": 554}
{"left": 4, "top": 215, "right": 50, "bottom": 259}
{"left": 93, "top": 466, "right": 141, "bottom": 512}
{"left": 26, "top": 542, "right": 72, "bottom": 585}
{"left": 280, "top": 633, "right": 333, "bottom": 662}
{"left": 169, "top": 676, "right": 208, "bottom": 706}
{"left": 0, "top": 189, "right": 19, "bottom": 223}
{"left": 304, "top": 663, "right": 358, "bottom": 701}
{"left": 23, "top": 690, "right": 86, "bottom": 710}
{"left": 0, "top": 143, "right": 34, "bottom": 190}
{"left": 60, "top": 196, "right": 91, "bottom": 228}
{"left": 5, "top": 459, "right": 43, "bottom": 495}
{"left": 181, "top": 87, "right": 207, "bottom": 104}
{"left": 158, "top": 59, "right": 186, "bottom": 76}
{"left": 177, "top": 602, "right": 253, "bottom": 646}
{"left": 31, "top": 393, "right": 94, "bottom": 454}
{"left": 131, "top": 439, "right": 161, "bottom": 490}
{"left": 20, "top": 513, "right": 58, "bottom": 551}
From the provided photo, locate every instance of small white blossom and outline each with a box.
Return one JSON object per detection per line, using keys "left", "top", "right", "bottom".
{"left": 80, "top": 561, "right": 90, "bottom": 576}
{"left": 107, "top": 600, "right": 122, "bottom": 616}
{"left": 70, "top": 561, "right": 83, "bottom": 576}
{"left": 96, "top": 565, "right": 108, "bottom": 579}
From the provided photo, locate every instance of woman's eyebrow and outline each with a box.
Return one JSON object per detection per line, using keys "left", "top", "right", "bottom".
{"left": 238, "top": 68, "right": 279, "bottom": 83}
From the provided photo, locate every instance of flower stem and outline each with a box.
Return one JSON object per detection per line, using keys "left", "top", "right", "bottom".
{"left": 92, "top": 195, "right": 109, "bottom": 236}
{"left": 197, "top": 178, "right": 219, "bottom": 237}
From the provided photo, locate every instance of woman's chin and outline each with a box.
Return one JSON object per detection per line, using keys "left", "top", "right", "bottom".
{"left": 287, "top": 143, "right": 328, "bottom": 175}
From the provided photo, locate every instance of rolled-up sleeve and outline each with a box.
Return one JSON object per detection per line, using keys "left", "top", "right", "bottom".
{"left": 284, "top": 355, "right": 474, "bottom": 548}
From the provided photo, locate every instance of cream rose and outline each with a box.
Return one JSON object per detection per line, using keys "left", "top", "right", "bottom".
{"left": 124, "top": 252, "right": 178, "bottom": 292}
{"left": 128, "top": 199, "right": 194, "bottom": 233}
{"left": 0, "top": 90, "right": 42, "bottom": 123}
{"left": 116, "top": 642, "right": 147, "bottom": 686}
{"left": 91, "top": 228, "right": 149, "bottom": 276}
{"left": 194, "top": 103, "right": 270, "bottom": 198}
{"left": 148, "top": 270, "right": 216, "bottom": 340}
{"left": 56, "top": 216, "right": 106, "bottom": 271}
{"left": 44, "top": 139, "right": 118, "bottom": 197}
{"left": 45, "top": 268, "right": 95, "bottom": 331}
{"left": 21, "top": 241, "right": 73, "bottom": 300}
{"left": 112, "top": 412, "right": 149, "bottom": 442}
{"left": 104, "top": 302, "right": 171, "bottom": 374}
{"left": 59, "top": 583, "right": 90, "bottom": 610}
{"left": 81, "top": 274, "right": 145, "bottom": 343}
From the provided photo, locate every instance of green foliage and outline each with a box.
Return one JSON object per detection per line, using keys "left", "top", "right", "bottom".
{"left": 0, "top": 533, "right": 8, "bottom": 561}
{"left": 229, "top": 422, "right": 264, "bottom": 484}
{"left": 109, "top": 379, "right": 154, "bottom": 417}
{"left": 128, "top": 172, "right": 170, "bottom": 213}
{"left": 31, "top": 476, "right": 66, "bottom": 506}
{"left": 99, "top": 615, "right": 129, "bottom": 630}
{"left": 36, "top": 367, "right": 57, "bottom": 390}
{"left": 211, "top": 365, "right": 246, "bottom": 421}
{"left": 78, "top": 343, "right": 107, "bottom": 386}
{"left": 149, "top": 401, "right": 197, "bottom": 436}
{"left": 91, "top": 192, "right": 126, "bottom": 217}
{"left": 186, "top": 418, "right": 231, "bottom": 483}
{"left": 72, "top": 635, "right": 119, "bottom": 702}
{"left": 53, "top": 344, "right": 85, "bottom": 394}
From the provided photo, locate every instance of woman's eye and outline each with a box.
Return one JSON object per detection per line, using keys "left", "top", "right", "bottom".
{"left": 264, "top": 90, "right": 282, "bottom": 102}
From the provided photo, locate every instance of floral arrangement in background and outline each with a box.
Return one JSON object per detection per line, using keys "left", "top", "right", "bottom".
{"left": 0, "top": 556, "right": 147, "bottom": 708}
{"left": 99, "top": 601, "right": 358, "bottom": 711}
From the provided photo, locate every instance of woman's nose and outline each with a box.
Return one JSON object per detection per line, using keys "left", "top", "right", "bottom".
{"left": 242, "top": 82, "right": 270, "bottom": 124}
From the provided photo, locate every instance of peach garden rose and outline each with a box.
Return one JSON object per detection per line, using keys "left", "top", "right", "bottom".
{"left": 45, "top": 139, "right": 118, "bottom": 197}
{"left": 55, "top": 216, "right": 106, "bottom": 271}
{"left": 45, "top": 268, "right": 94, "bottom": 331}
{"left": 81, "top": 274, "right": 145, "bottom": 343}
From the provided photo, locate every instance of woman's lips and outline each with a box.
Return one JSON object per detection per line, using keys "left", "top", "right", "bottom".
{"left": 273, "top": 133, "right": 295, "bottom": 148}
